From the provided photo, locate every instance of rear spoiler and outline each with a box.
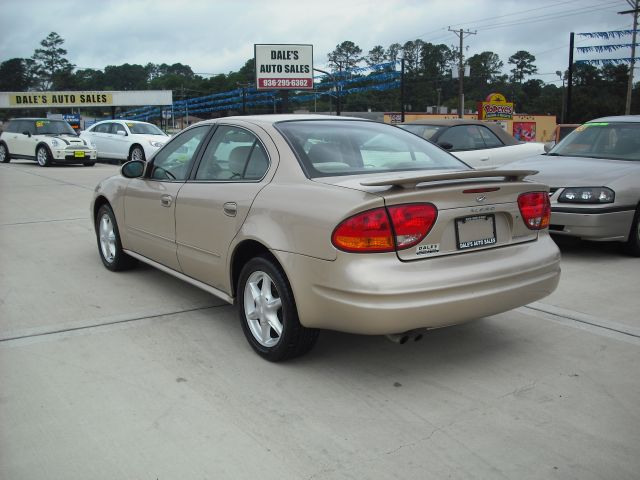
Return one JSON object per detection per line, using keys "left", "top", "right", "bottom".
{"left": 360, "top": 169, "right": 538, "bottom": 190}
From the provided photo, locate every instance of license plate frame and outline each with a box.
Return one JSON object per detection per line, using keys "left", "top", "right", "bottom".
{"left": 74, "top": 151, "right": 85, "bottom": 158}
{"left": 455, "top": 214, "right": 497, "bottom": 250}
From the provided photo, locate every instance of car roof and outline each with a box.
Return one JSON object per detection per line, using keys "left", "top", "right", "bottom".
{"left": 589, "top": 115, "right": 640, "bottom": 123}
{"left": 196, "top": 114, "right": 374, "bottom": 127}
{"left": 10, "top": 118, "right": 65, "bottom": 121}
{"left": 400, "top": 118, "right": 519, "bottom": 146}
{"left": 98, "top": 119, "right": 150, "bottom": 124}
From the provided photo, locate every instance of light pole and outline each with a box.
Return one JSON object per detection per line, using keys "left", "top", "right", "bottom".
{"left": 236, "top": 82, "right": 252, "bottom": 115}
{"left": 556, "top": 70, "right": 566, "bottom": 123}
{"left": 313, "top": 67, "right": 340, "bottom": 116}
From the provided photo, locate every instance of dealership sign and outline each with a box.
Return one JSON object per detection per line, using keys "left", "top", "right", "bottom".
{"left": 477, "top": 92, "right": 514, "bottom": 121}
{"left": 0, "top": 90, "right": 173, "bottom": 109}
{"left": 255, "top": 44, "right": 313, "bottom": 90}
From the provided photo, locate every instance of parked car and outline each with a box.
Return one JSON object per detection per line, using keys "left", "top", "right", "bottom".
{"left": 502, "top": 115, "right": 640, "bottom": 255}
{"left": 398, "top": 119, "right": 545, "bottom": 168}
{"left": 80, "top": 119, "right": 169, "bottom": 164}
{"left": 91, "top": 115, "right": 560, "bottom": 361}
{"left": 544, "top": 123, "right": 581, "bottom": 151}
{"left": 0, "top": 118, "right": 97, "bottom": 167}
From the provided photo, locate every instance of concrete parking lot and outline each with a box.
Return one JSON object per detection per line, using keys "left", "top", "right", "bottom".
{"left": 1, "top": 160, "right": 639, "bottom": 480}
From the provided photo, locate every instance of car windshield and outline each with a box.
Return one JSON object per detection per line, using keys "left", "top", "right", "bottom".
{"left": 34, "top": 120, "right": 77, "bottom": 136}
{"left": 549, "top": 122, "right": 640, "bottom": 161}
{"left": 127, "top": 122, "right": 166, "bottom": 135}
{"left": 276, "top": 120, "right": 465, "bottom": 178}
{"left": 397, "top": 124, "right": 444, "bottom": 141}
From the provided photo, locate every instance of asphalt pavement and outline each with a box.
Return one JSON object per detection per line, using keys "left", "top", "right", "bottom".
{"left": 1, "top": 160, "right": 639, "bottom": 480}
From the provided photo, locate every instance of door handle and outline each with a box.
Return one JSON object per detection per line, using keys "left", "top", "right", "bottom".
{"left": 223, "top": 202, "right": 237, "bottom": 217}
{"left": 160, "top": 194, "right": 173, "bottom": 207}
{"left": 480, "top": 156, "right": 490, "bottom": 161}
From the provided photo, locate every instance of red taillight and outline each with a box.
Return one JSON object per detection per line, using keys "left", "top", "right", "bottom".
{"left": 518, "top": 192, "right": 551, "bottom": 230}
{"left": 332, "top": 203, "right": 438, "bottom": 253}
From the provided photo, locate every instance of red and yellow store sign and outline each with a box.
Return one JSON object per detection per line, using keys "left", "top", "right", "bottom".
{"left": 477, "top": 93, "right": 513, "bottom": 121}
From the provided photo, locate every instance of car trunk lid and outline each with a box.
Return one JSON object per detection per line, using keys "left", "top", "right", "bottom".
{"left": 315, "top": 169, "right": 547, "bottom": 260}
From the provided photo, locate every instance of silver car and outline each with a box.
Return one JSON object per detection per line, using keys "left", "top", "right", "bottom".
{"left": 91, "top": 115, "right": 560, "bottom": 361}
{"left": 503, "top": 116, "right": 640, "bottom": 256}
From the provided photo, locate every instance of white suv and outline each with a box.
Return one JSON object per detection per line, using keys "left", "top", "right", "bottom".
{"left": 80, "top": 120, "right": 169, "bottom": 164}
{"left": 0, "top": 118, "right": 97, "bottom": 167}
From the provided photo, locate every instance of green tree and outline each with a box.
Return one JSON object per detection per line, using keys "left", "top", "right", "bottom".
{"left": 31, "top": 32, "right": 75, "bottom": 90}
{"left": 401, "top": 40, "right": 424, "bottom": 74}
{"left": 72, "top": 68, "right": 105, "bottom": 90}
{"left": 0, "top": 58, "right": 33, "bottom": 91}
{"left": 366, "top": 45, "right": 387, "bottom": 67}
{"left": 103, "top": 64, "right": 148, "bottom": 90}
{"left": 386, "top": 43, "right": 402, "bottom": 64}
{"left": 508, "top": 50, "right": 537, "bottom": 83}
{"left": 467, "top": 51, "right": 503, "bottom": 85}
{"left": 327, "top": 41, "right": 363, "bottom": 71}
{"left": 420, "top": 43, "right": 454, "bottom": 77}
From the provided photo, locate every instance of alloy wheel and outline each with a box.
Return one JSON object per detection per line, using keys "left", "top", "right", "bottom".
{"left": 36, "top": 147, "right": 48, "bottom": 166}
{"left": 99, "top": 213, "right": 117, "bottom": 264}
{"left": 131, "top": 147, "right": 144, "bottom": 162}
{"left": 244, "top": 270, "right": 283, "bottom": 347}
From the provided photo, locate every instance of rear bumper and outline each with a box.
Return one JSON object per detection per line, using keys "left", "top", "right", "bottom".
{"left": 549, "top": 209, "right": 634, "bottom": 242}
{"left": 275, "top": 233, "right": 561, "bottom": 335}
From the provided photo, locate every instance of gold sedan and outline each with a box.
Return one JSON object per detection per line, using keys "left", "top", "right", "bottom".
{"left": 91, "top": 115, "right": 560, "bottom": 361}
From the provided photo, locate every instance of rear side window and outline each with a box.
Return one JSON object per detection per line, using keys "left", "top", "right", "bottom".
{"left": 276, "top": 120, "right": 465, "bottom": 178}
{"left": 478, "top": 126, "right": 504, "bottom": 148}
{"left": 438, "top": 125, "right": 486, "bottom": 151}
{"left": 399, "top": 124, "right": 443, "bottom": 141}
{"left": 94, "top": 123, "right": 111, "bottom": 133}
{"left": 4, "top": 120, "right": 18, "bottom": 133}
{"left": 195, "top": 126, "right": 269, "bottom": 181}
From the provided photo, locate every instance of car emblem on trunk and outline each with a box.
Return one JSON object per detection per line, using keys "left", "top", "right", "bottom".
{"left": 476, "top": 195, "right": 487, "bottom": 203}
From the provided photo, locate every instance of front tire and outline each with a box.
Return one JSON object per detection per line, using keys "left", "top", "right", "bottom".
{"left": 83, "top": 161, "right": 96, "bottom": 167}
{"left": 0, "top": 142, "right": 10, "bottom": 163}
{"left": 625, "top": 207, "right": 640, "bottom": 257}
{"left": 238, "top": 256, "right": 318, "bottom": 361}
{"left": 36, "top": 145, "right": 52, "bottom": 167}
{"left": 129, "top": 145, "right": 145, "bottom": 162}
{"left": 96, "top": 204, "right": 137, "bottom": 271}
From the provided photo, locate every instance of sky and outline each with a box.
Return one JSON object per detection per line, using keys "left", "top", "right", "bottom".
{"left": 0, "top": 0, "right": 636, "bottom": 87}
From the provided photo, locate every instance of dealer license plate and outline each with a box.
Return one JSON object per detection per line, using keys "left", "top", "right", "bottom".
{"left": 455, "top": 214, "right": 497, "bottom": 250}
{"left": 74, "top": 151, "right": 85, "bottom": 158}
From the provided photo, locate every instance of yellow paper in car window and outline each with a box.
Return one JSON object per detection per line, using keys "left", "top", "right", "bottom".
{"left": 35, "top": 121, "right": 45, "bottom": 128}
{"left": 126, "top": 123, "right": 134, "bottom": 127}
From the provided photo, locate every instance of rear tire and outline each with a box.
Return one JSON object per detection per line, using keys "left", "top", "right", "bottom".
{"left": 0, "top": 143, "right": 10, "bottom": 163}
{"left": 36, "top": 145, "right": 51, "bottom": 167}
{"left": 625, "top": 207, "right": 640, "bottom": 257}
{"left": 238, "top": 255, "right": 318, "bottom": 361}
{"left": 96, "top": 204, "right": 137, "bottom": 271}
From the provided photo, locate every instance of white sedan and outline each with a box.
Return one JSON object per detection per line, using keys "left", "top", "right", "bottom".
{"left": 399, "top": 119, "right": 544, "bottom": 168}
{"left": 80, "top": 120, "right": 169, "bottom": 164}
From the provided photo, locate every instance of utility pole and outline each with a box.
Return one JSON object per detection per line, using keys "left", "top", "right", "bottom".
{"left": 567, "top": 33, "right": 575, "bottom": 123}
{"left": 400, "top": 55, "right": 405, "bottom": 122}
{"left": 449, "top": 27, "right": 476, "bottom": 118}
{"left": 619, "top": 0, "right": 639, "bottom": 115}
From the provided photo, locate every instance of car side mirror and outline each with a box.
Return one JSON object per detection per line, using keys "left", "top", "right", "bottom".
{"left": 121, "top": 160, "right": 145, "bottom": 178}
{"left": 116, "top": 130, "right": 127, "bottom": 136}
{"left": 438, "top": 141, "right": 453, "bottom": 151}
{"left": 543, "top": 142, "right": 554, "bottom": 153}
{"left": 22, "top": 131, "right": 31, "bottom": 137}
